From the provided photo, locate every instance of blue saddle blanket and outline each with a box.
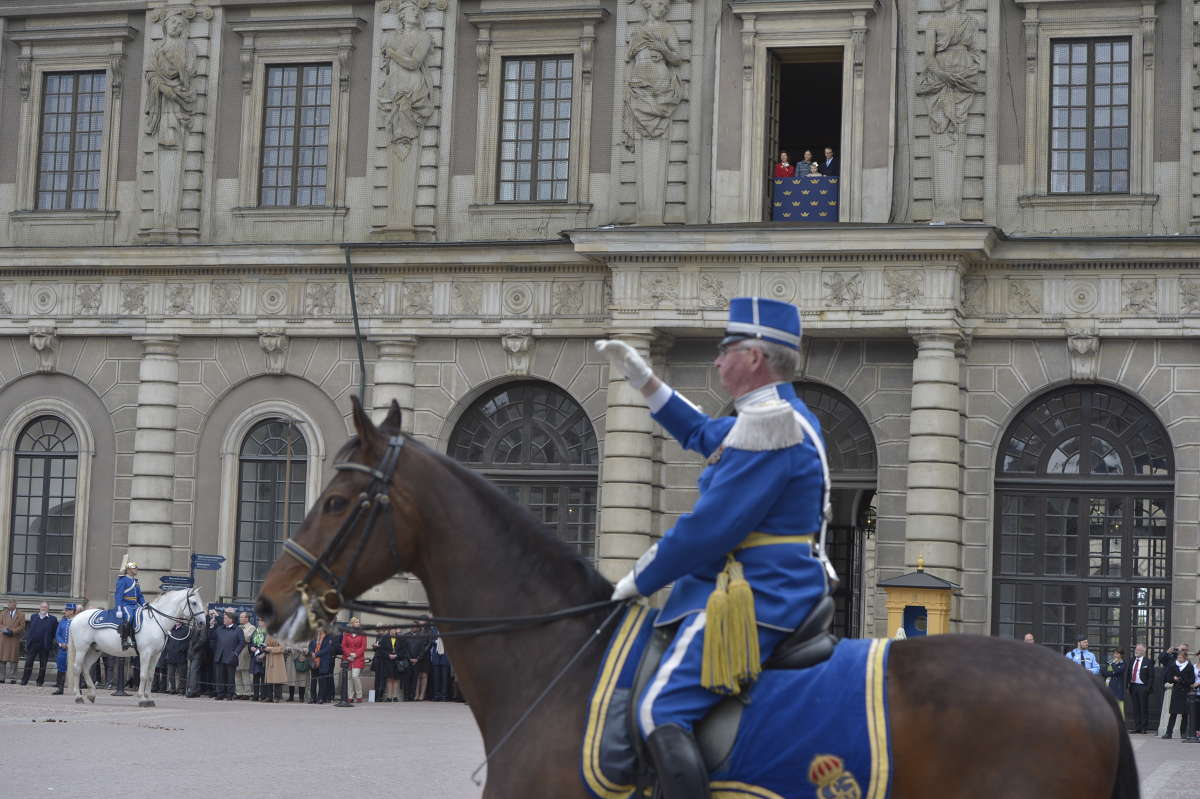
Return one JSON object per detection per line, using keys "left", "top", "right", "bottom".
{"left": 87, "top": 607, "right": 145, "bottom": 633}
{"left": 581, "top": 604, "right": 892, "bottom": 799}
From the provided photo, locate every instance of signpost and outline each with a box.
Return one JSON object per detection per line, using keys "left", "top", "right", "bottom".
{"left": 190, "top": 554, "right": 225, "bottom": 571}
{"left": 159, "top": 574, "right": 194, "bottom": 591}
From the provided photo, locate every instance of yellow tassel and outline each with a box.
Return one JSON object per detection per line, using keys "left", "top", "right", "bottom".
{"left": 701, "top": 555, "right": 760, "bottom": 696}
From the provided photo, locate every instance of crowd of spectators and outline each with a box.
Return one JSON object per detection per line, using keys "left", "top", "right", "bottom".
{"left": 2, "top": 599, "right": 464, "bottom": 706}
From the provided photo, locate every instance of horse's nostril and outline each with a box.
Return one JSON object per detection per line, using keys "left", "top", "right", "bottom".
{"left": 255, "top": 596, "right": 274, "bottom": 625}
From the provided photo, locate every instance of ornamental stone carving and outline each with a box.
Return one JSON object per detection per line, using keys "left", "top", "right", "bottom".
{"left": 306, "top": 284, "right": 337, "bottom": 316}
{"left": 622, "top": 0, "right": 684, "bottom": 151}
{"left": 961, "top": 277, "right": 985, "bottom": 315}
{"left": 501, "top": 331, "right": 533, "bottom": 375}
{"left": 553, "top": 282, "right": 585, "bottom": 314}
{"left": 259, "top": 285, "right": 288, "bottom": 315}
{"left": 1067, "top": 329, "right": 1099, "bottom": 382}
{"left": 1181, "top": 279, "right": 1200, "bottom": 313}
{"left": 211, "top": 282, "right": 241, "bottom": 315}
{"left": 504, "top": 283, "right": 534, "bottom": 315}
{"left": 885, "top": 270, "right": 923, "bottom": 305}
{"left": 29, "top": 326, "right": 58, "bottom": 374}
{"left": 166, "top": 284, "right": 194, "bottom": 315}
{"left": 31, "top": 285, "right": 58, "bottom": 315}
{"left": 403, "top": 283, "right": 434, "bottom": 315}
{"left": 77, "top": 285, "right": 102, "bottom": 315}
{"left": 1008, "top": 280, "right": 1041, "bottom": 314}
{"left": 698, "top": 273, "right": 735, "bottom": 309}
{"left": 354, "top": 284, "right": 386, "bottom": 316}
{"left": 0, "top": 287, "right": 11, "bottom": 315}
{"left": 452, "top": 283, "right": 482, "bottom": 315}
{"left": 121, "top": 284, "right": 147, "bottom": 315}
{"left": 1065, "top": 280, "right": 1099, "bottom": 314}
{"left": 917, "top": 0, "right": 983, "bottom": 222}
{"left": 641, "top": 274, "right": 679, "bottom": 308}
{"left": 825, "top": 272, "right": 864, "bottom": 307}
{"left": 258, "top": 328, "right": 289, "bottom": 375}
{"left": 378, "top": 0, "right": 436, "bottom": 161}
{"left": 1122, "top": 279, "right": 1157, "bottom": 314}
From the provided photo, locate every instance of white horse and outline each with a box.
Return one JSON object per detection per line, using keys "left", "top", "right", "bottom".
{"left": 66, "top": 588, "right": 206, "bottom": 707}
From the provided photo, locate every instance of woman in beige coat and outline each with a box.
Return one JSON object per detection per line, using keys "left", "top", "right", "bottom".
{"left": 263, "top": 636, "right": 287, "bottom": 703}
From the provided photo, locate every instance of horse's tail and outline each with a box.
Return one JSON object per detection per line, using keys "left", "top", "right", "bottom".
{"left": 1101, "top": 681, "right": 1139, "bottom": 799}
{"left": 65, "top": 619, "right": 78, "bottom": 693}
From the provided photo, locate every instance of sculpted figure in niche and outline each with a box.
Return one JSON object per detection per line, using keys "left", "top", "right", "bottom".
{"left": 145, "top": 11, "right": 198, "bottom": 147}
{"left": 379, "top": 1, "right": 435, "bottom": 160}
{"left": 916, "top": 0, "right": 983, "bottom": 138}
{"left": 622, "top": 0, "right": 684, "bottom": 151}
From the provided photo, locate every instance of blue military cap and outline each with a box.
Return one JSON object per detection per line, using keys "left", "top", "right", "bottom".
{"left": 64, "top": 603, "right": 77, "bottom": 610}
{"left": 722, "top": 297, "right": 802, "bottom": 350}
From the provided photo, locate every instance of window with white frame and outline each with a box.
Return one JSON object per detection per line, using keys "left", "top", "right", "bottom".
{"left": 8, "top": 417, "right": 78, "bottom": 595}
{"left": 35, "top": 71, "right": 108, "bottom": 210}
{"left": 259, "top": 63, "right": 333, "bottom": 207}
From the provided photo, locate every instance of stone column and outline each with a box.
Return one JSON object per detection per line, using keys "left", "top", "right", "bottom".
{"left": 370, "top": 336, "right": 417, "bottom": 431}
{"left": 904, "top": 329, "right": 964, "bottom": 580}
{"left": 128, "top": 336, "right": 181, "bottom": 588}
{"left": 597, "top": 331, "right": 656, "bottom": 582}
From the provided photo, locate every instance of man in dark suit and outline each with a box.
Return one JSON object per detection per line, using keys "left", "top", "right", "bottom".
{"left": 1126, "top": 643, "right": 1154, "bottom": 733}
{"left": 819, "top": 146, "right": 839, "bottom": 177}
{"left": 308, "top": 628, "right": 336, "bottom": 703}
{"left": 211, "top": 610, "right": 243, "bottom": 700}
{"left": 21, "top": 602, "right": 57, "bottom": 687}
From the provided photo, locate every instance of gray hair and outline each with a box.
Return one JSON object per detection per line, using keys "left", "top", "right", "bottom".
{"left": 747, "top": 339, "right": 801, "bottom": 380}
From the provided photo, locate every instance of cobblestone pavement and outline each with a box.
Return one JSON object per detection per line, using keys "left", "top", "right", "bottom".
{"left": 3, "top": 683, "right": 1197, "bottom": 798}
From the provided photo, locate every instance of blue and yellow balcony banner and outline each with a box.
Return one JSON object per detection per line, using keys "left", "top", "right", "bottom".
{"left": 771, "top": 176, "right": 839, "bottom": 222}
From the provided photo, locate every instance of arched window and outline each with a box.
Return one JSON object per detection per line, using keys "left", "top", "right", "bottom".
{"left": 449, "top": 382, "right": 599, "bottom": 559}
{"left": 794, "top": 383, "right": 877, "bottom": 638}
{"left": 993, "top": 387, "right": 1173, "bottom": 660}
{"left": 234, "top": 419, "right": 308, "bottom": 600}
{"left": 8, "top": 417, "right": 78, "bottom": 595}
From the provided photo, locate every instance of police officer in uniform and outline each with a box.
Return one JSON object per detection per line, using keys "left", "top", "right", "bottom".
{"left": 52, "top": 603, "right": 76, "bottom": 695}
{"left": 596, "top": 297, "right": 830, "bottom": 799}
{"left": 115, "top": 560, "right": 146, "bottom": 650}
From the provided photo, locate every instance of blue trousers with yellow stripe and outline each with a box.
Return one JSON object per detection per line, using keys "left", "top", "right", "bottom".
{"left": 636, "top": 613, "right": 788, "bottom": 737}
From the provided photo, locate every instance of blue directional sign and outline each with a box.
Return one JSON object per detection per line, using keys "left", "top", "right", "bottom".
{"left": 160, "top": 575, "right": 194, "bottom": 589}
{"left": 190, "top": 553, "right": 225, "bottom": 571}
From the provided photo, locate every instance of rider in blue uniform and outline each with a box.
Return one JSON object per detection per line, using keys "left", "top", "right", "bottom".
{"left": 115, "top": 561, "right": 146, "bottom": 650}
{"left": 52, "top": 602, "right": 76, "bottom": 695}
{"left": 596, "top": 297, "right": 830, "bottom": 799}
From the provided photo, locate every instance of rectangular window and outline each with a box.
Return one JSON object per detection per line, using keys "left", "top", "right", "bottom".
{"left": 260, "top": 63, "right": 332, "bottom": 207}
{"left": 498, "top": 56, "right": 573, "bottom": 203}
{"left": 35, "top": 71, "right": 106, "bottom": 210}
{"left": 1049, "top": 38, "right": 1130, "bottom": 194}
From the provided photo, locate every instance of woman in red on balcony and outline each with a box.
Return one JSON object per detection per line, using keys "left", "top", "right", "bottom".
{"left": 772, "top": 151, "right": 796, "bottom": 178}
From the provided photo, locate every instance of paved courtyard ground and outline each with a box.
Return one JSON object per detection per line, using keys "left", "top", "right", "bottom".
{"left": 1, "top": 683, "right": 1196, "bottom": 798}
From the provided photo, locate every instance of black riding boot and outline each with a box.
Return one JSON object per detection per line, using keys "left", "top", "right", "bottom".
{"left": 119, "top": 622, "right": 133, "bottom": 651}
{"left": 646, "top": 724, "right": 710, "bottom": 799}
{"left": 52, "top": 672, "right": 65, "bottom": 695}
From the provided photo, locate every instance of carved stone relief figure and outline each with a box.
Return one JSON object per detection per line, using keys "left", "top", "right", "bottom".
{"left": 258, "top": 329, "right": 289, "bottom": 375}
{"left": 122, "top": 284, "right": 147, "bottom": 315}
{"left": 307, "top": 284, "right": 337, "bottom": 316}
{"left": 212, "top": 282, "right": 241, "bottom": 315}
{"left": 77, "top": 285, "right": 102, "bottom": 315}
{"left": 623, "top": 0, "right": 685, "bottom": 225}
{"left": 29, "top": 326, "right": 58, "bottom": 374}
{"left": 1008, "top": 280, "right": 1041, "bottom": 314}
{"left": 825, "top": 272, "right": 864, "bottom": 307}
{"left": 885, "top": 270, "right": 923, "bottom": 305}
{"left": 145, "top": 6, "right": 210, "bottom": 234}
{"left": 1067, "top": 330, "right": 1099, "bottom": 382}
{"left": 1122, "top": 279, "right": 1156, "bottom": 314}
{"left": 553, "top": 282, "right": 585, "bottom": 314}
{"left": 0, "top": 288, "right": 12, "bottom": 315}
{"left": 916, "top": 0, "right": 983, "bottom": 222}
{"left": 1181, "top": 279, "right": 1200, "bottom": 313}
{"left": 403, "top": 283, "right": 434, "bottom": 315}
{"left": 452, "top": 283, "right": 482, "bottom": 315}
{"left": 501, "top": 332, "right": 532, "bottom": 375}
{"left": 166, "top": 284, "right": 194, "bottom": 315}
{"left": 375, "top": 0, "right": 443, "bottom": 238}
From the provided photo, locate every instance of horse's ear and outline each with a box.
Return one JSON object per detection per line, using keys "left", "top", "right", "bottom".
{"left": 350, "top": 395, "right": 378, "bottom": 442}
{"left": 380, "top": 400, "right": 403, "bottom": 434}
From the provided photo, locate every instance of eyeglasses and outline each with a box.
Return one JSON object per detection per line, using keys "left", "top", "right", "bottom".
{"left": 717, "top": 340, "right": 754, "bottom": 357}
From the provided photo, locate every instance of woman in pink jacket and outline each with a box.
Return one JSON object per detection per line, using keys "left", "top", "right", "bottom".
{"left": 340, "top": 618, "right": 368, "bottom": 702}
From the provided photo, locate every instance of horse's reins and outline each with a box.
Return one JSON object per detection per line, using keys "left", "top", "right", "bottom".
{"left": 144, "top": 588, "right": 204, "bottom": 641}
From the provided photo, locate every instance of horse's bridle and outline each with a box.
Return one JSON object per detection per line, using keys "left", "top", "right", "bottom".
{"left": 145, "top": 587, "right": 205, "bottom": 641}
{"left": 281, "top": 434, "right": 407, "bottom": 632}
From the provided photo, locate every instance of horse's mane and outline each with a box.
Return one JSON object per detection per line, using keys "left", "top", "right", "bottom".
{"left": 340, "top": 434, "right": 613, "bottom": 606}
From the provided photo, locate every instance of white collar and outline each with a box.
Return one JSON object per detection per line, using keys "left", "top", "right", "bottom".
{"left": 734, "top": 382, "right": 786, "bottom": 412}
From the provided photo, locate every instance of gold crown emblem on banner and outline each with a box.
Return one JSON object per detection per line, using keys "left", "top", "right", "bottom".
{"left": 808, "top": 754, "right": 862, "bottom": 799}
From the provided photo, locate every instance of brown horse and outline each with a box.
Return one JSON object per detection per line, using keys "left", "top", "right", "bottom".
{"left": 256, "top": 398, "right": 1138, "bottom": 798}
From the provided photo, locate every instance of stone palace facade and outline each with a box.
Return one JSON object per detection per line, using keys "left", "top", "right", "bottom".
{"left": 0, "top": 0, "right": 1197, "bottom": 656}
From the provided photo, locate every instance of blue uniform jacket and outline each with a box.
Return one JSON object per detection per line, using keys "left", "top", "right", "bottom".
{"left": 636, "top": 382, "right": 828, "bottom": 631}
{"left": 115, "top": 575, "right": 145, "bottom": 618}
{"left": 55, "top": 616, "right": 71, "bottom": 669}
{"left": 1066, "top": 648, "right": 1101, "bottom": 676}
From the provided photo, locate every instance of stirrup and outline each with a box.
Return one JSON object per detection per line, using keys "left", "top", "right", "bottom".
{"left": 646, "top": 724, "right": 710, "bottom": 799}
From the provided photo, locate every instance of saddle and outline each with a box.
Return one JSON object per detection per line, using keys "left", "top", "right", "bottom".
{"left": 87, "top": 606, "right": 145, "bottom": 633}
{"left": 631, "top": 594, "right": 837, "bottom": 773}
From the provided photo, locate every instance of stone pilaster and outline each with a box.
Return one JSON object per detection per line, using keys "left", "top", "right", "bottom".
{"left": 370, "top": 336, "right": 418, "bottom": 431}
{"left": 597, "top": 331, "right": 656, "bottom": 582}
{"left": 128, "top": 336, "right": 180, "bottom": 588}
{"left": 904, "top": 329, "right": 965, "bottom": 581}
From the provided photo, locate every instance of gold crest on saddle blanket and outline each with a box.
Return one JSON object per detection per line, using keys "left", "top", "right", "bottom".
{"left": 808, "top": 754, "right": 862, "bottom": 799}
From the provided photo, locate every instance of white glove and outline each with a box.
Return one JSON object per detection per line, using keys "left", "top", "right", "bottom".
{"left": 611, "top": 571, "right": 641, "bottom": 602}
{"left": 595, "top": 340, "right": 654, "bottom": 390}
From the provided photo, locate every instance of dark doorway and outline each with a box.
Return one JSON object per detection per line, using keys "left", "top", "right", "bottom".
{"left": 778, "top": 60, "right": 842, "bottom": 171}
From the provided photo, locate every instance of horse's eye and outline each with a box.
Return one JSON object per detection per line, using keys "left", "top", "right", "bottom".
{"left": 324, "top": 495, "right": 348, "bottom": 514}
